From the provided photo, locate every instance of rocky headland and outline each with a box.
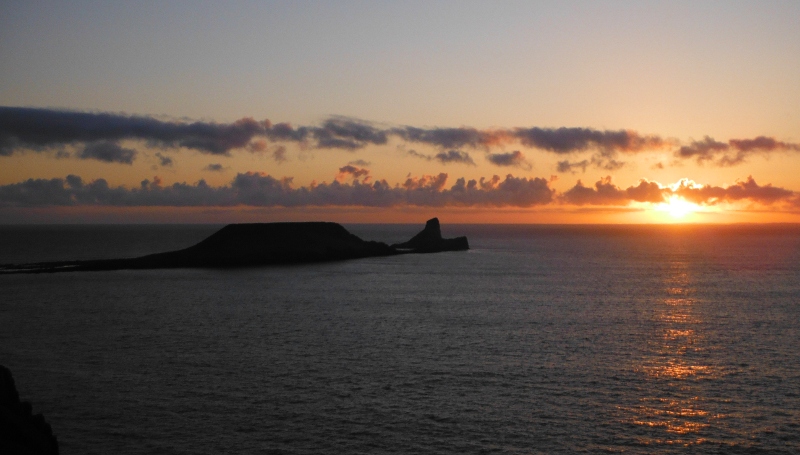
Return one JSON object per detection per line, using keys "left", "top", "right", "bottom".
{"left": 0, "top": 366, "right": 59, "bottom": 455}
{"left": 1, "top": 217, "right": 468, "bottom": 273}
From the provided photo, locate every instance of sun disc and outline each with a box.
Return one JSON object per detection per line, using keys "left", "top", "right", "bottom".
{"left": 657, "top": 196, "right": 699, "bottom": 220}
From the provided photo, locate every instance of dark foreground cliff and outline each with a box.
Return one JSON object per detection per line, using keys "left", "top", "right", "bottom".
{"left": 0, "top": 366, "right": 59, "bottom": 455}
{"left": 0, "top": 218, "right": 468, "bottom": 273}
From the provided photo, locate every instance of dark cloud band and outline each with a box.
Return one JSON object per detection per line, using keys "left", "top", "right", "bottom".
{"left": 0, "top": 172, "right": 555, "bottom": 208}
{"left": 0, "top": 172, "right": 792, "bottom": 209}
{"left": 2, "top": 107, "right": 797, "bottom": 167}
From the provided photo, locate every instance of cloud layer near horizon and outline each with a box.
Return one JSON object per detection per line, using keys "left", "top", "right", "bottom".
{"left": 0, "top": 172, "right": 794, "bottom": 209}
{"left": 2, "top": 107, "right": 798, "bottom": 168}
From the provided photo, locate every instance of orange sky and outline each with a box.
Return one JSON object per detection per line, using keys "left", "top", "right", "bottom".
{"left": 1, "top": 2, "right": 798, "bottom": 223}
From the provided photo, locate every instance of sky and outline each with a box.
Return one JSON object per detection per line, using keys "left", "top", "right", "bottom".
{"left": 1, "top": 0, "right": 799, "bottom": 224}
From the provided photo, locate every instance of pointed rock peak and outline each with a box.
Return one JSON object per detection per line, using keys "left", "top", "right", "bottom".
{"left": 389, "top": 217, "right": 468, "bottom": 252}
{"left": 424, "top": 218, "right": 441, "bottom": 238}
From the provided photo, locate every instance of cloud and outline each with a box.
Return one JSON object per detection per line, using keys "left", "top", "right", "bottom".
{"left": 730, "top": 136, "right": 800, "bottom": 153}
{"left": 560, "top": 175, "right": 795, "bottom": 207}
{"left": 272, "top": 145, "right": 287, "bottom": 163}
{"left": 435, "top": 150, "right": 475, "bottom": 165}
{"left": 514, "top": 127, "right": 668, "bottom": 156}
{"left": 557, "top": 160, "right": 589, "bottom": 174}
{"left": 336, "top": 165, "right": 371, "bottom": 182}
{"left": 2, "top": 171, "right": 794, "bottom": 210}
{"left": 447, "top": 175, "right": 555, "bottom": 207}
{"left": 676, "top": 136, "right": 800, "bottom": 167}
{"left": 556, "top": 155, "right": 626, "bottom": 173}
{"left": 0, "top": 106, "right": 266, "bottom": 157}
{"left": 312, "top": 118, "right": 388, "bottom": 150}
{"left": 348, "top": 159, "right": 371, "bottom": 166}
{"left": 562, "top": 177, "right": 667, "bottom": 205}
{"left": 677, "top": 136, "right": 730, "bottom": 164}
{"left": 486, "top": 151, "right": 531, "bottom": 169}
{"left": 393, "top": 125, "right": 669, "bottom": 157}
{"left": 155, "top": 152, "right": 173, "bottom": 167}
{"left": 78, "top": 141, "right": 136, "bottom": 164}
{"left": 0, "top": 172, "right": 556, "bottom": 208}
{"left": 2, "top": 107, "right": 797, "bottom": 168}
{"left": 673, "top": 176, "right": 794, "bottom": 205}
{"left": 204, "top": 163, "right": 225, "bottom": 172}
{"left": 407, "top": 149, "right": 476, "bottom": 165}
{"left": 392, "top": 126, "right": 510, "bottom": 150}
{"left": 263, "top": 121, "right": 309, "bottom": 142}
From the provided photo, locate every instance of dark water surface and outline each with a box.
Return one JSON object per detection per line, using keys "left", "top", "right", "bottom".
{"left": 1, "top": 224, "right": 799, "bottom": 454}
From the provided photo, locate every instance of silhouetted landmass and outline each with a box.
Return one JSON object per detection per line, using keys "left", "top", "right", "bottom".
{"left": 0, "top": 366, "right": 59, "bottom": 455}
{"left": 0, "top": 218, "right": 468, "bottom": 274}
{"left": 391, "top": 217, "right": 469, "bottom": 253}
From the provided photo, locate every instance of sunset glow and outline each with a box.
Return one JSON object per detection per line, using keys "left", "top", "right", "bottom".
{"left": 1, "top": 2, "right": 799, "bottom": 224}
{"left": 658, "top": 196, "right": 702, "bottom": 221}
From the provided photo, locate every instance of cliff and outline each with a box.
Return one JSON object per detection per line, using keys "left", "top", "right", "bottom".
{"left": 0, "top": 366, "right": 59, "bottom": 455}
{"left": 0, "top": 218, "right": 468, "bottom": 273}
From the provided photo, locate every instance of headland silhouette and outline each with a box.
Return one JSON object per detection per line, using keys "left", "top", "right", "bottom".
{"left": 0, "top": 217, "right": 468, "bottom": 274}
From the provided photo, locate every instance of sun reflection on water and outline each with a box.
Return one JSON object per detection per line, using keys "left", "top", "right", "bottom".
{"left": 623, "top": 260, "right": 725, "bottom": 446}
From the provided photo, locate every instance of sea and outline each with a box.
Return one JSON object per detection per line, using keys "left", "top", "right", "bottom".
{"left": 1, "top": 223, "right": 799, "bottom": 454}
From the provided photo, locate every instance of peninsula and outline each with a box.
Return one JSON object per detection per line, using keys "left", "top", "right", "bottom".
{"left": 1, "top": 218, "right": 468, "bottom": 274}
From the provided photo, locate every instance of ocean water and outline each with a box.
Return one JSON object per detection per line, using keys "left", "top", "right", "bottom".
{"left": 1, "top": 224, "right": 799, "bottom": 454}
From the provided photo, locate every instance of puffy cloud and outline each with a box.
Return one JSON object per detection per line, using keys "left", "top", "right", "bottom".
{"left": 336, "top": 165, "right": 371, "bottom": 182}
{"left": 562, "top": 177, "right": 667, "bottom": 205}
{"left": 626, "top": 180, "right": 666, "bottom": 203}
{"left": 561, "top": 175, "right": 795, "bottom": 207}
{"left": 2, "top": 171, "right": 794, "bottom": 210}
{"left": 673, "top": 176, "right": 794, "bottom": 205}
{"left": 0, "top": 172, "right": 555, "bottom": 208}
{"left": 486, "top": 151, "right": 531, "bottom": 169}
{"left": 446, "top": 175, "right": 555, "bottom": 207}
{"left": 562, "top": 177, "right": 629, "bottom": 205}
{"left": 78, "top": 141, "right": 136, "bottom": 164}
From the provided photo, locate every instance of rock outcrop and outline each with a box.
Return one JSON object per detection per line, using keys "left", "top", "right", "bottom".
{"left": 0, "top": 366, "right": 59, "bottom": 455}
{"left": 391, "top": 218, "right": 469, "bottom": 253}
{"left": 0, "top": 218, "right": 468, "bottom": 273}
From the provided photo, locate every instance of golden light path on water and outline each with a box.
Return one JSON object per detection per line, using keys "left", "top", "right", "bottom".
{"left": 623, "top": 254, "right": 723, "bottom": 446}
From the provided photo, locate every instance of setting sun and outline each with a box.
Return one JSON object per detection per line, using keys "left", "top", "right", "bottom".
{"left": 654, "top": 196, "right": 702, "bottom": 220}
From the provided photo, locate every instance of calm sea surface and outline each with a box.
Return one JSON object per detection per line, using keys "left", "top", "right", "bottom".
{"left": 1, "top": 224, "right": 799, "bottom": 454}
